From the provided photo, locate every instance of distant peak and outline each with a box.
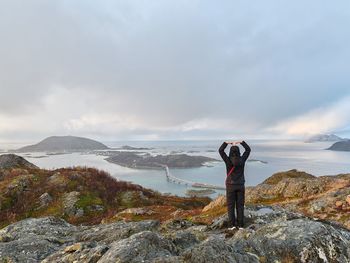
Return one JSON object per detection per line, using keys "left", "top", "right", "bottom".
{"left": 15, "top": 135, "right": 109, "bottom": 153}
{"left": 305, "top": 133, "right": 347, "bottom": 143}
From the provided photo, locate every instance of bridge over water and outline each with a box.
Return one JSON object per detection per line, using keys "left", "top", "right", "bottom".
{"left": 162, "top": 165, "right": 225, "bottom": 190}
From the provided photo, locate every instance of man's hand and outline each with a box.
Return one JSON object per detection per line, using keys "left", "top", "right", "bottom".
{"left": 225, "top": 141, "right": 242, "bottom": 145}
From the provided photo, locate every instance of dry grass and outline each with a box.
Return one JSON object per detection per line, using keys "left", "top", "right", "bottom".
{"left": 0, "top": 166, "right": 211, "bottom": 227}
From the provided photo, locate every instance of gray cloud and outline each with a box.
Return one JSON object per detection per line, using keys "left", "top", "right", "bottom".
{"left": 0, "top": 0, "right": 350, "bottom": 141}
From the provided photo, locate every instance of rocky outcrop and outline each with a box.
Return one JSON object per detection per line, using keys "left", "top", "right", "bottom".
{"left": 202, "top": 195, "right": 226, "bottom": 213}
{"left": 261, "top": 169, "right": 315, "bottom": 185}
{"left": 98, "top": 231, "right": 178, "bottom": 262}
{"left": 181, "top": 235, "right": 260, "bottom": 263}
{"left": 1, "top": 206, "right": 350, "bottom": 262}
{"left": 201, "top": 170, "right": 330, "bottom": 216}
{"left": 116, "top": 190, "right": 150, "bottom": 207}
{"left": 0, "top": 217, "right": 77, "bottom": 262}
{"left": 231, "top": 217, "right": 350, "bottom": 263}
{"left": 38, "top": 192, "right": 53, "bottom": 208}
{"left": 0, "top": 154, "right": 38, "bottom": 169}
{"left": 246, "top": 176, "right": 327, "bottom": 203}
{"left": 199, "top": 170, "right": 350, "bottom": 229}
{"left": 296, "top": 185, "right": 350, "bottom": 229}
{"left": 15, "top": 135, "right": 109, "bottom": 152}
{"left": 62, "top": 191, "right": 83, "bottom": 217}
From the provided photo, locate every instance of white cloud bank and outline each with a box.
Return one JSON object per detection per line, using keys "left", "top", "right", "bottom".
{"left": 268, "top": 96, "right": 350, "bottom": 138}
{"left": 0, "top": 1, "right": 350, "bottom": 141}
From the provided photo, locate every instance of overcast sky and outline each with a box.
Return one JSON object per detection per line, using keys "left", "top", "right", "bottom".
{"left": 0, "top": 0, "right": 349, "bottom": 142}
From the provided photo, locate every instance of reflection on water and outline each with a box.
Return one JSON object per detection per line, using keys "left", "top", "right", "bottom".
{"left": 9, "top": 140, "right": 350, "bottom": 199}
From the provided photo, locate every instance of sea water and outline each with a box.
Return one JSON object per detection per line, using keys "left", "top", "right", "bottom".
{"left": 7, "top": 140, "right": 350, "bottom": 199}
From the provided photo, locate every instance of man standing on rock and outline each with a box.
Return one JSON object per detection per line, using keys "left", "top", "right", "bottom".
{"left": 219, "top": 140, "right": 251, "bottom": 230}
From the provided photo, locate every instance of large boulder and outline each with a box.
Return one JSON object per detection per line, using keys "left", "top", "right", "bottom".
{"left": 0, "top": 154, "right": 38, "bottom": 169}
{"left": 181, "top": 235, "right": 259, "bottom": 263}
{"left": 97, "top": 230, "right": 178, "bottom": 263}
{"left": 62, "top": 191, "right": 83, "bottom": 217}
{"left": 0, "top": 217, "right": 77, "bottom": 262}
{"left": 0, "top": 217, "right": 161, "bottom": 263}
{"left": 76, "top": 219, "right": 160, "bottom": 244}
{"left": 230, "top": 218, "right": 350, "bottom": 262}
{"left": 38, "top": 192, "right": 53, "bottom": 208}
{"left": 42, "top": 242, "right": 109, "bottom": 263}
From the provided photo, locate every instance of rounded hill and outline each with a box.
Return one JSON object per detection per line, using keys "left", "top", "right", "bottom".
{"left": 16, "top": 136, "right": 109, "bottom": 152}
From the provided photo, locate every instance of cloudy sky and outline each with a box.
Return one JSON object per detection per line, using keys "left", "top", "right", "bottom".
{"left": 0, "top": 0, "right": 349, "bottom": 142}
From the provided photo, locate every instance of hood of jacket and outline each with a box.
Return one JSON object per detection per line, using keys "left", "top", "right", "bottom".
{"left": 229, "top": 146, "right": 240, "bottom": 157}
{"left": 229, "top": 146, "right": 241, "bottom": 166}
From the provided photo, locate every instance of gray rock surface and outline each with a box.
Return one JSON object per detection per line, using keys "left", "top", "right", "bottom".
{"left": 0, "top": 217, "right": 77, "bottom": 262}
{"left": 117, "top": 190, "right": 149, "bottom": 207}
{"left": 62, "top": 191, "right": 82, "bottom": 217}
{"left": 308, "top": 199, "right": 326, "bottom": 213}
{"left": 230, "top": 218, "right": 350, "bottom": 263}
{"left": 246, "top": 176, "right": 327, "bottom": 203}
{"left": 76, "top": 219, "right": 160, "bottom": 244}
{"left": 98, "top": 231, "right": 177, "bottom": 263}
{"left": 1, "top": 206, "right": 350, "bottom": 263}
{"left": 38, "top": 192, "right": 53, "bottom": 208}
{"left": 182, "top": 236, "right": 259, "bottom": 263}
{"left": 0, "top": 154, "right": 38, "bottom": 169}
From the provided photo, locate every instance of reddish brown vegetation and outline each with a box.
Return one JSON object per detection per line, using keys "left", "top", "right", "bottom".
{"left": 0, "top": 166, "right": 211, "bottom": 227}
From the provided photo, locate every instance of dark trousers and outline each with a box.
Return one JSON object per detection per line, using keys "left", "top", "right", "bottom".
{"left": 226, "top": 184, "right": 245, "bottom": 227}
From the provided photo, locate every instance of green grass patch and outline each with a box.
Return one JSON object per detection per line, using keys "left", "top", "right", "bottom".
{"left": 67, "top": 180, "right": 78, "bottom": 190}
{"left": 76, "top": 193, "right": 103, "bottom": 210}
{"left": 0, "top": 196, "right": 14, "bottom": 210}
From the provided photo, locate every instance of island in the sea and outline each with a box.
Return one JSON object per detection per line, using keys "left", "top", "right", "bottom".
{"left": 104, "top": 151, "right": 217, "bottom": 169}
{"left": 247, "top": 159, "right": 268, "bottom": 164}
{"left": 116, "top": 145, "right": 154, "bottom": 151}
{"left": 327, "top": 140, "right": 350, "bottom": 151}
{"left": 14, "top": 135, "right": 109, "bottom": 152}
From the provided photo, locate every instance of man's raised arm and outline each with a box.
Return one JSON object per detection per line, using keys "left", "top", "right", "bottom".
{"left": 240, "top": 140, "right": 251, "bottom": 162}
{"left": 218, "top": 142, "right": 230, "bottom": 164}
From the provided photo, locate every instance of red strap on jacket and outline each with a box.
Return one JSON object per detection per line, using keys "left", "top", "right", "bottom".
{"left": 227, "top": 166, "right": 235, "bottom": 177}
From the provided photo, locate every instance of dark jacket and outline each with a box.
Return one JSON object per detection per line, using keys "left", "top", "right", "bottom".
{"left": 218, "top": 141, "right": 251, "bottom": 186}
